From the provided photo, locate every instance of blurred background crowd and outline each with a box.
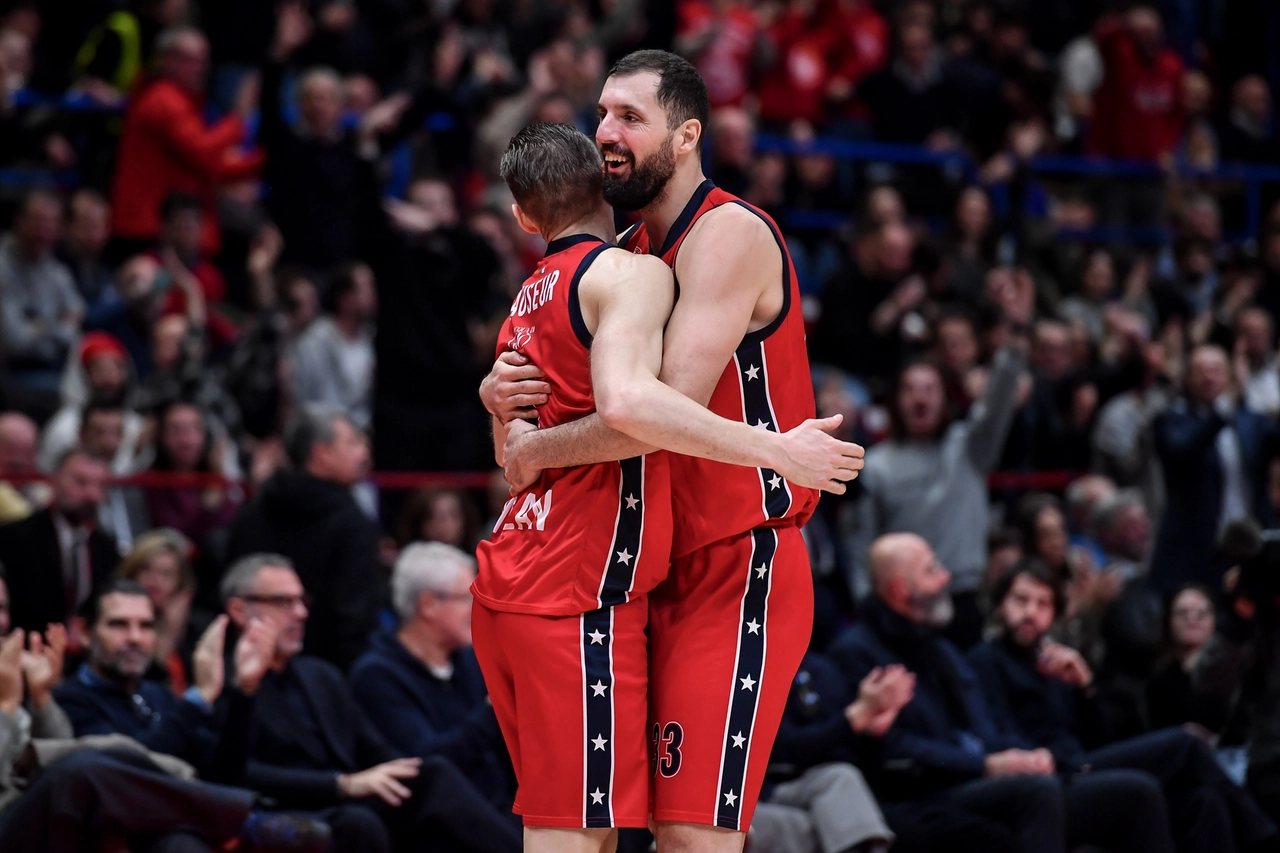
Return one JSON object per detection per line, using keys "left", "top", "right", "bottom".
{"left": 0, "top": 0, "right": 1280, "bottom": 850}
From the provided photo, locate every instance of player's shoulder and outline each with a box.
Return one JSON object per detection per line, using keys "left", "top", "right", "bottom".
{"left": 585, "top": 245, "right": 673, "bottom": 285}
{"left": 694, "top": 198, "right": 775, "bottom": 243}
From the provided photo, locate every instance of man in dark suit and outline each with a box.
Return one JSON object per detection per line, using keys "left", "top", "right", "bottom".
{"left": 828, "top": 533, "right": 1179, "bottom": 853}
{"left": 969, "top": 559, "right": 1276, "bottom": 853}
{"left": 1151, "top": 344, "right": 1277, "bottom": 592}
{"left": 0, "top": 448, "right": 119, "bottom": 635}
{"left": 222, "top": 552, "right": 521, "bottom": 853}
{"left": 224, "top": 405, "right": 384, "bottom": 670}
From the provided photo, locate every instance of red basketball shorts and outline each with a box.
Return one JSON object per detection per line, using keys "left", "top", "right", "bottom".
{"left": 648, "top": 525, "right": 813, "bottom": 830}
{"left": 471, "top": 597, "right": 650, "bottom": 828}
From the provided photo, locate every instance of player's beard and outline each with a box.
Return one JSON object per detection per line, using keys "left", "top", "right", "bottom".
{"left": 601, "top": 134, "right": 677, "bottom": 212}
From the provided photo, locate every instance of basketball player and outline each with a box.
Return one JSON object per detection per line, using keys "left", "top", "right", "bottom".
{"left": 474, "top": 123, "right": 862, "bottom": 853}
{"left": 482, "top": 51, "right": 844, "bottom": 852}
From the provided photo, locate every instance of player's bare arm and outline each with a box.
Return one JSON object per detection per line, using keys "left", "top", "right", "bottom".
{"left": 500, "top": 207, "right": 864, "bottom": 490}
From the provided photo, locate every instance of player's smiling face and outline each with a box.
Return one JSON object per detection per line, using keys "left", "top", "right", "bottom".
{"left": 596, "top": 71, "right": 677, "bottom": 211}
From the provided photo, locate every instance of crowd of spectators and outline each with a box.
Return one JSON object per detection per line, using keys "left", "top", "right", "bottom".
{"left": 0, "top": 0, "right": 1279, "bottom": 849}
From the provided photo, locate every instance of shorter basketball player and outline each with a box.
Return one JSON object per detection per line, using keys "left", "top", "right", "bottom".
{"left": 472, "top": 123, "right": 861, "bottom": 853}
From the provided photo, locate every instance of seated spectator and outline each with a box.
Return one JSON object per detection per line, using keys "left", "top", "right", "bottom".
{"left": 79, "top": 400, "right": 151, "bottom": 549}
{"left": 291, "top": 261, "right": 376, "bottom": 430}
{"left": 53, "top": 578, "right": 272, "bottom": 783}
{"left": 1004, "top": 319, "right": 1096, "bottom": 472}
{"left": 0, "top": 411, "right": 41, "bottom": 523}
{"left": 144, "top": 401, "right": 243, "bottom": 549}
{"left": 845, "top": 331, "right": 1027, "bottom": 648}
{"left": 221, "top": 554, "right": 522, "bottom": 853}
{"left": 58, "top": 189, "right": 119, "bottom": 320}
{"left": 1063, "top": 475, "right": 1117, "bottom": 570}
{"left": 969, "top": 560, "right": 1276, "bottom": 853}
{"left": 1151, "top": 345, "right": 1275, "bottom": 593}
{"left": 764, "top": 654, "right": 908, "bottom": 853}
{"left": 225, "top": 405, "right": 383, "bottom": 669}
{"left": 395, "top": 487, "right": 478, "bottom": 550}
{"left": 1218, "top": 75, "right": 1278, "bottom": 164}
{"left": 0, "top": 449, "right": 117, "bottom": 638}
{"left": 1146, "top": 584, "right": 1230, "bottom": 734}
{"left": 1236, "top": 307, "right": 1280, "bottom": 421}
{"left": 115, "top": 529, "right": 213, "bottom": 692}
{"left": 940, "top": 187, "right": 997, "bottom": 302}
{"left": 39, "top": 333, "right": 145, "bottom": 475}
{"left": 1090, "top": 338, "right": 1170, "bottom": 519}
{"left": 0, "top": 570, "right": 329, "bottom": 853}
{"left": 0, "top": 190, "right": 84, "bottom": 398}
{"left": 1058, "top": 250, "right": 1116, "bottom": 345}
{"left": 350, "top": 543, "right": 512, "bottom": 810}
{"left": 829, "top": 532, "right": 1180, "bottom": 853}
{"left": 1013, "top": 492, "right": 1071, "bottom": 585}
{"left": 110, "top": 27, "right": 263, "bottom": 257}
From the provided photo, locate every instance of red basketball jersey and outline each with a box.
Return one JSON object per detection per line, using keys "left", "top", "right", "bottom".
{"left": 474, "top": 234, "right": 673, "bottom": 616}
{"left": 621, "top": 181, "right": 818, "bottom": 558}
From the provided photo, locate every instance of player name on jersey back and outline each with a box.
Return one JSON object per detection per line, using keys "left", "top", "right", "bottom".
{"left": 622, "top": 181, "right": 819, "bottom": 558}
{"left": 473, "top": 234, "right": 673, "bottom": 616}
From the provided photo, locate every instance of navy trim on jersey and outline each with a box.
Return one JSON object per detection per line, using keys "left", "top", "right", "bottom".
{"left": 617, "top": 221, "right": 641, "bottom": 247}
{"left": 545, "top": 233, "right": 602, "bottom": 258}
{"left": 567, "top": 243, "right": 614, "bottom": 349}
{"left": 734, "top": 341, "right": 794, "bottom": 519}
{"left": 655, "top": 179, "right": 716, "bottom": 258}
{"left": 596, "top": 456, "right": 645, "bottom": 607}
{"left": 729, "top": 201, "right": 793, "bottom": 350}
{"left": 714, "top": 527, "right": 778, "bottom": 830}
{"left": 582, "top": 607, "right": 616, "bottom": 827}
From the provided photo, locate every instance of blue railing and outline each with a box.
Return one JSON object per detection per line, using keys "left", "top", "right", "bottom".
{"left": 7, "top": 91, "right": 1280, "bottom": 245}
{"left": 756, "top": 133, "right": 1280, "bottom": 243}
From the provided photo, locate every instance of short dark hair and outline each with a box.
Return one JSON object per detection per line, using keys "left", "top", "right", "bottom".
{"left": 326, "top": 261, "right": 367, "bottom": 313}
{"left": 160, "top": 190, "right": 203, "bottom": 222}
{"left": 990, "top": 557, "right": 1065, "bottom": 617}
{"left": 82, "top": 399, "right": 124, "bottom": 425}
{"left": 54, "top": 445, "right": 103, "bottom": 472}
{"left": 87, "top": 578, "right": 154, "bottom": 628}
{"left": 499, "top": 123, "right": 603, "bottom": 235}
{"left": 284, "top": 404, "right": 347, "bottom": 468}
{"left": 608, "top": 50, "right": 710, "bottom": 154}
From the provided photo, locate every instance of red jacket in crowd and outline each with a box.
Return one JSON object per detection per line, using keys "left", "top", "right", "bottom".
{"left": 1085, "top": 17, "right": 1186, "bottom": 162}
{"left": 111, "top": 77, "right": 264, "bottom": 255}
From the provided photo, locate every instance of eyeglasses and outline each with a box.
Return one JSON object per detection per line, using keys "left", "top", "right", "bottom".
{"left": 1173, "top": 607, "right": 1212, "bottom": 621}
{"left": 242, "top": 593, "right": 312, "bottom": 610}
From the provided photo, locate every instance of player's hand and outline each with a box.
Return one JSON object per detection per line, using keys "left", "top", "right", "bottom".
{"left": 338, "top": 758, "right": 422, "bottom": 806}
{"left": 1037, "top": 641, "right": 1093, "bottom": 689}
{"left": 480, "top": 351, "right": 550, "bottom": 422}
{"left": 846, "top": 665, "right": 915, "bottom": 736}
{"left": 774, "top": 415, "right": 864, "bottom": 494}
{"left": 503, "top": 420, "right": 542, "bottom": 494}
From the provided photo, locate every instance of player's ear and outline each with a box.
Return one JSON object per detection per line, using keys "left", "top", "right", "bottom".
{"left": 677, "top": 119, "right": 702, "bottom": 157}
{"left": 511, "top": 203, "right": 541, "bottom": 237}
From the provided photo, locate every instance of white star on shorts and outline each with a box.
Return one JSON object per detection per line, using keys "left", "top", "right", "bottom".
{"left": 740, "top": 674, "right": 756, "bottom": 691}
{"left": 723, "top": 790, "right": 738, "bottom": 808}
{"left": 744, "top": 364, "right": 760, "bottom": 380}
{"left": 588, "top": 630, "right": 606, "bottom": 645}
{"left": 590, "top": 788, "right": 606, "bottom": 805}
{"left": 746, "top": 619, "right": 760, "bottom": 635}
{"left": 592, "top": 735, "right": 608, "bottom": 751}
{"left": 591, "top": 680, "right": 608, "bottom": 697}
{"left": 731, "top": 732, "right": 746, "bottom": 749}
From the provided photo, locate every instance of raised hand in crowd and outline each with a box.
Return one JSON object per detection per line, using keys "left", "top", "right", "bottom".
{"left": 233, "top": 616, "right": 278, "bottom": 696}
{"left": 272, "top": 1, "right": 314, "bottom": 62}
{"left": 1037, "top": 640, "right": 1094, "bottom": 689}
{"left": 192, "top": 614, "right": 230, "bottom": 707}
{"left": 846, "top": 664, "right": 915, "bottom": 736}
{"left": 21, "top": 624, "right": 66, "bottom": 710}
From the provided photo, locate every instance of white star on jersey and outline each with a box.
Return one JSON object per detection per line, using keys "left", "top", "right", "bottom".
{"left": 624, "top": 494, "right": 639, "bottom": 510}
{"left": 753, "top": 418, "right": 770, "bottom": 429}
{"left": 744, "top": 364, "right": 760, "bottom": 381}
{"left": 615, "top": 548, "right": 632, "bottom": 566}
{"left": 746, "top": 619, "right": 760, "bottom": 635}
{"left": 740, "top": 674, "right": 756, "bottom": 691}
{"left": 724, "top": 790, "right": 738, "bottom": 808}
{"left": 591, "top": 680, "right": 608, "bottom": 697}
{"left": 588, "top": 629, "right": 606, "bottom": 645}
{"left": 590, "top": 788, "right": 606, "bottom": 805}
{"left": 731, "top": 732, "right": 746, "bottom": 749}
{"left": 592, "top": 735, "right": 608, "bottom": 751}
{"left": 768, "top": 473, "right": 782, "bottom": 490}
{"left": 756, "top": 564, "right": 768, "bottom": 579}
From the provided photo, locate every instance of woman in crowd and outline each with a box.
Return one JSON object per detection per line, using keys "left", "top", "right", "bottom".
{"left": 145, "top": 401, "right": 243, "bottom": 547}
{"left": 115, "top": 528, "right": 212, "bottom": 690}
{"left": 1147, "top": 584, "right": 1231, "bottom": 734}
{"left": 396, "top": 487, "right": 479, "bottom": 550}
